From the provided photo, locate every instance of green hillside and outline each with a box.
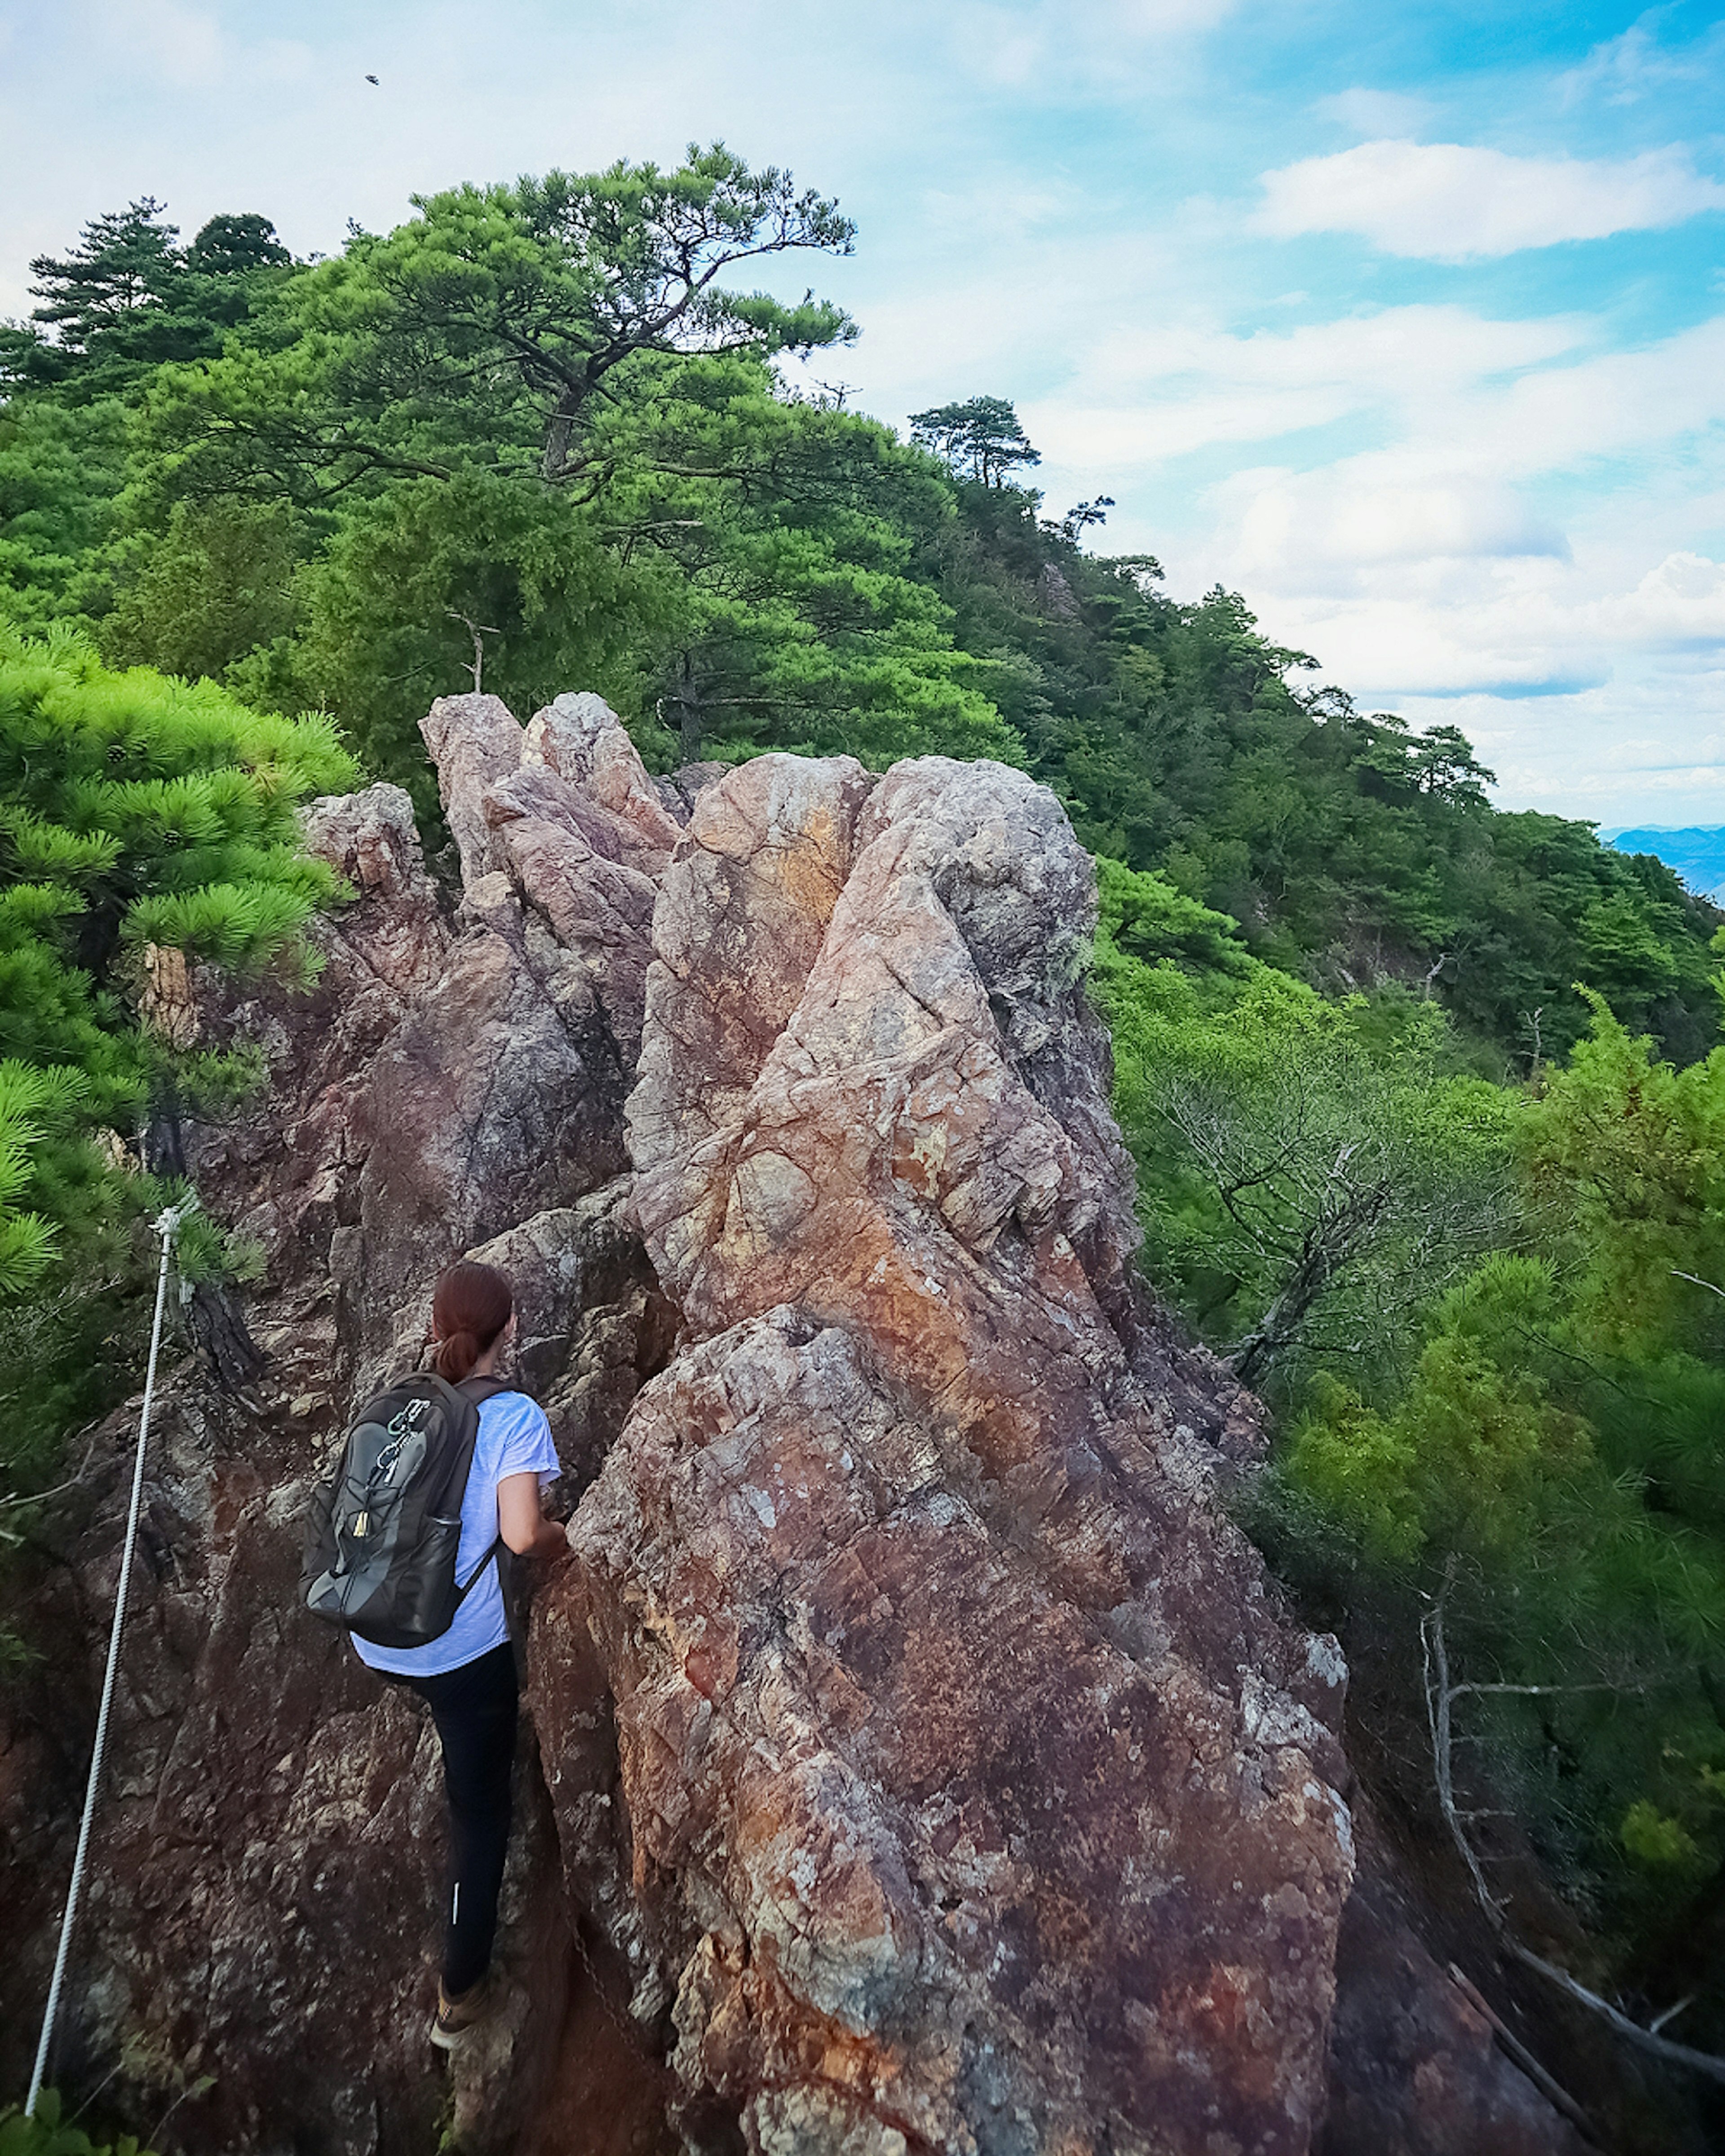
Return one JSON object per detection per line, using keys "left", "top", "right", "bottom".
{"left": 3, "top": 177, "right": 1715, "bottom": 1069}
{"left": 4, "top": 156, "right": 1725, "bottom": 2098}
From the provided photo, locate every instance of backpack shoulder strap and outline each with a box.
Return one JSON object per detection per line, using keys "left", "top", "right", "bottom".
{"left": 446, "top": 1376, "right": 527, "bottom": 1604}
{"left": 456, "top": 1374, "right": 512, "bottom": 1405}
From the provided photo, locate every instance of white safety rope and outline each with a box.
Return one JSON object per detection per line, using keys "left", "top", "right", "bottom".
{"left": 27, "top": 1198, "right": 194, "bottom": 2119}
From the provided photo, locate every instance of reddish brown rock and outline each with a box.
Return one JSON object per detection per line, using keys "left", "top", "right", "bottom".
{"left": 552, "top": 751, "right": 1359, "bottom": 2154}
{"left": 628, "top": 751, "right": 876, "bottom": 1185}
{"left": 424, "top": 689, "right": 669, "bottom": 1069}
{"left": 0, "top": 703, "right": 1593, "bottom": 2156}
{"left": 1319, "top": 1816, "right": 1591, "bottom": 2156}
{"left": 0, "top": 763, "right": 661, "bottom": 2152}
{"left": 549, "top": 1311, "right": 1349, "bottom": 2155}
{"left": 423, "top": 690, "right": 527, "bottom": 883}
{"left": 482, "top": 767, "right": 662, "bottom": 1065}
{"left": 526, "top": 692, "right": 684, "bottom": 873}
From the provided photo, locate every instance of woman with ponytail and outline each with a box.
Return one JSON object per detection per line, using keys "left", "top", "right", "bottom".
{"left": 351, "top": 1259, "right": 564, "bottom": 2047}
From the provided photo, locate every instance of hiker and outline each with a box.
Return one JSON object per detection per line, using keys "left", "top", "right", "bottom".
{"left": 324, "top": 1260, "right": 565, "bottom": 2046}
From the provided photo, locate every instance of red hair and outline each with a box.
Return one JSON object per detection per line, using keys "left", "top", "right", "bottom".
{"left": 431, "top": 1260, "right": 513, "bottom": 1383}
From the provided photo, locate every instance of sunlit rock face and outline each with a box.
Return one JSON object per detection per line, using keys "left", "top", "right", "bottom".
{"left": 0, "top": 694, "right": 1581, "bottom": 2156}
{"left": 543, "top": 749, "right": 1354, "bottom": 2156}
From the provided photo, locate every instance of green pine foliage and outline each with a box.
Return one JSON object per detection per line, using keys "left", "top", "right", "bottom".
{"left": 596, "top": 358, "right": 1017, "bottom": 769}
{"left": 909, "top": 395, "right": 1042, "bottom": 487}
{"left": 99, "top": 498, "right": 298, "bottom": 685}
{"left": 5, "top": 161, "right": 1714, "bottom": 1073}
{"left": 1092, "top": 857, "right": 1521, "bottom": 1396}
{"left": 920, "top": 482, "right": 1720, "bottom": 1065}
{"left": 0, "top": 397, "right": 128, "bottom": 634}
{"left": 0, "top": 625, "right": 356, "bottom": 1501}
{"left": 1096, "top": 860, "right": 1725, "bottom": 2030}
{"left": 0, "top": 198, "right": 290, "bottom": 402}
{"left": 7, "top": 152, "right": 1725, "bottom": 2087}
{"left": 0, "top": 1060, "right": 88, "bottom": 1292}
{"left": 256, "top": 468, "right": 650, "bottom": 821}
{"left": 0, "top": 627, "right": 354, "bottom": 974}
{"left": 1265, "top": 1006, "right": 1725, "bottom": 2029}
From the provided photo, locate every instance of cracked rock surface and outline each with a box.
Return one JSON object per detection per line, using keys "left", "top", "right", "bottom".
{"left": 549, "top": 751, "right": 1353, "bottom": 2156}
{"left": 0, "top": 697, "right": 1582, "bottom": 2156}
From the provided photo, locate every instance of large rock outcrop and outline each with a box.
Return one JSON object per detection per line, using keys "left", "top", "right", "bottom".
{"left": 547, "top": 749, "right": 1353, "bottom": 2155}
{"left": 0, "top": 695, "right": 1586, "bottom": 2156}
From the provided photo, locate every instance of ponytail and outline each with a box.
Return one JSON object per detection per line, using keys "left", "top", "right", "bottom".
{"left": 433, "top": 1328, "right": 483, "bottom": 1382}
{"left": 430, "top": 1261, "right": 512, "bottom": 1383}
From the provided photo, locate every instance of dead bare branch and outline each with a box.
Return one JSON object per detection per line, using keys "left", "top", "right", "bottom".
{"left": 443, "top": 610, "right": 500, "bottom": 694}
{"left": 0, "top": 1431, "right": 98, "bottom": 1514}
{"left": 1423, "top": 1567, "right": 1725, "bottom": 2088}
{"left": 1447, "top": 1962, "right": 1598, "bottom": 2143}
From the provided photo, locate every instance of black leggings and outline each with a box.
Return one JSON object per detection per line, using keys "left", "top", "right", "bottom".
{"left": 402, "top": 1641, "right": 518, "bottom": 1996}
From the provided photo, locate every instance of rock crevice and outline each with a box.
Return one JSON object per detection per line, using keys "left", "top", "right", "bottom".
{"left": 0, "top": 693, "right": 1583, "bottom": 2156}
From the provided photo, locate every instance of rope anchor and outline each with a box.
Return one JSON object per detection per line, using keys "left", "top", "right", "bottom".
{"left": 27, "top": 1197, "right": 196, "bottom": 2120}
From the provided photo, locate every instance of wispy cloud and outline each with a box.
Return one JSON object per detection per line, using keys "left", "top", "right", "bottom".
{"left": 1557, "top": 13, "right": 1725, "bottom": 106}
{"left": 941, "top": 0, "right": 1240, "bottom": 93}
{"left": 1025, "top": 304, "right": 1591, "bottom": 469}
{"left": 1589, "top": 552, "right": 1725, "bottom": 654}
{"left": 1028, "top": 298, "right": 1725, "bottom": 811}
{"left": 1255, "top": 138, "right": 1725, "bottom": 259}
{"left": 1313, "top": 87, "right": 1434, "bottom": 138}
{"left": 3, "top": 0, "right": 1723, "bottom": 820}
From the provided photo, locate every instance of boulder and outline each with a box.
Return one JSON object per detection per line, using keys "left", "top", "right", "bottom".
{"left": 0, "top": 698, "right": 1592, "bottom": 2156}
{"left": 525, "top": 692, "right": 684, "bottom": 872}
{"left": 548, "top": 751, "right": 1358, "bottom": 2155}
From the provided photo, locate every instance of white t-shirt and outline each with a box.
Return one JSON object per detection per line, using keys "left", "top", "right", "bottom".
{"left": 353, "top": 1389, "right": 559, "bottom": 1679}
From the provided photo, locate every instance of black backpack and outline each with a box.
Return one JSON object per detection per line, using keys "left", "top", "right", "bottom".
{"left": 300, "top": 1372, "right": 509, "bottom": 1650}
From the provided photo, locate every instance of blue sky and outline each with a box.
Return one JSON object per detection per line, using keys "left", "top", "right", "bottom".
{"left": 2, "top": 0, "right": 1723, "bottom": 825}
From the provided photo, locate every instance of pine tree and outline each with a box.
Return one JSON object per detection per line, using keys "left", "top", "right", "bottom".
{"left": 26, "top": 198, "right": 183, "bottom": 353}
{"left": 598, "top": 358, "right": 1020, "bottom": 768}
{"left": 0, "top": 623, "right": 358, "bottom": 1306}
{"left": 908, "top": 396, "right": 1042, "bottom": 488}
{"left": 0, "top": 200, "right": 292, "bottom": 398}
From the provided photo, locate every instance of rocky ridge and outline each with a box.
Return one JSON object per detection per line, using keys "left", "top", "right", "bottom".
{"left": 0, "top": 694, "right": 1584, "bottom": 2156}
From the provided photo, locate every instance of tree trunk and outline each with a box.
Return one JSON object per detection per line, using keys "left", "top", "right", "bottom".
{"left": 1227, "top": 1234, "right": 1336, "bottom": 1387}
{"left": 189, "top": 1279, "right": 268, "bottom": 1392}
{"left": 677, "top": 654, "right": 702, "bottom": 764}
{"left": 542, "top": 384, "right": 583, "bottom": 481}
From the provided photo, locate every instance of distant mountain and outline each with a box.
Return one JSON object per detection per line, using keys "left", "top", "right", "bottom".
{"left": 1608, "top": 826, "right": 1725, "bottom": 904}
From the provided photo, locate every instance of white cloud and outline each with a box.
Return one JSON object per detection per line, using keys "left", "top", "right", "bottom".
{"left": 1557, "top": 16, "right": 1725, "bottom": 106}
{"left": 1210, "top": 530, "right": 1725, "bottom": 818}
{"left": 0, "top": 0, "right": 1720, "bottom": 823}
{"left": 1082, "top": 304, "right": 1585, "bottom": 396}
{"left": 1392, "top": 679, "right": 1725, "bottom": 822}
{"left": 1418, "top": 315, "right": 1725, "bottom": 479}
{"left": 1256, "top": 138, "right": 1725, "bottom": 259}
{"left": 1230, "top": 468, "right": 1568, "bottom": 587}
{"left": 249, "top": 38, "right": 314, "bottom": 87}
{"left": 1589, "top": 552, "right": 1725, "bottom": 651}
{"left": 1314, "top": 87, "right": 1434, "bottom": 138}
{"left": 942, "top": 0, "right": 1237, "bottom": 92}
{"left": 1110, "top": 0, "right": 1238, "bottom": 29}
{"left": 1023, "top": 297, "right": 1725, "bottom": 820}
{"left": 1019, "top": 304, "right": 1590, "bottom": 473}
{"left": 920, "top": 178, "right": 1076, "bottom": 246}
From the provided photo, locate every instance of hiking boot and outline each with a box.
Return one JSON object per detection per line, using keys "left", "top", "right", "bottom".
{"left": 429, "top": 1973, "right": 496, "bottom": 2049}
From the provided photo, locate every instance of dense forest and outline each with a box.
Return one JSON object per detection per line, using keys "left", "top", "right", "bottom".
{"left": 3, "top": 150, "right": 1723, "bottom": 2136}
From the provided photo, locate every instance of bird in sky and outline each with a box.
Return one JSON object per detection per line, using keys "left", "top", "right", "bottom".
{"left": 365, "top": 74, "right": 379, "bottom": 85}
